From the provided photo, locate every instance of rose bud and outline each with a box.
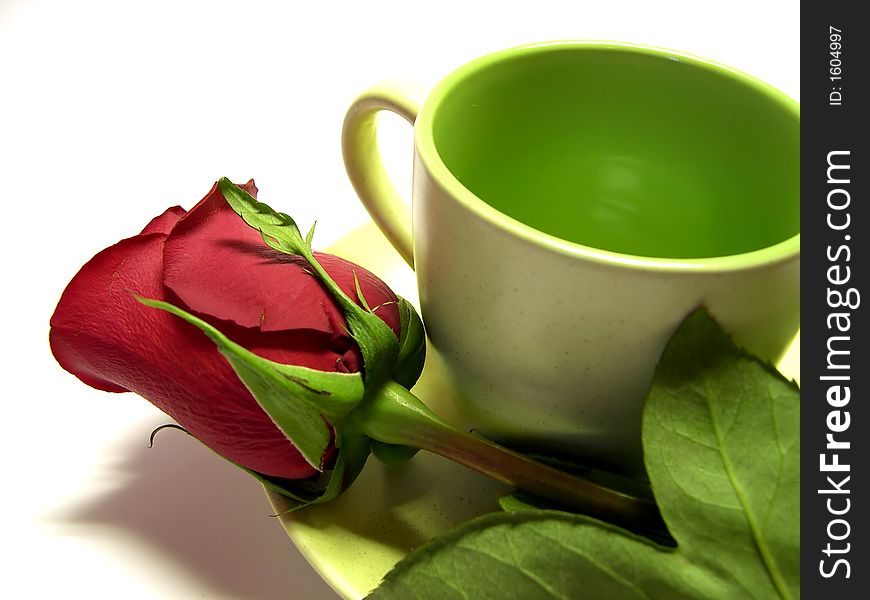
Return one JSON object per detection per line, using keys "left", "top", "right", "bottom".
{"left": 51, "top": 177, "right": 661, "bottom": 530}
{"left": 49, "top": 180, "right": 403, "bottom": 480}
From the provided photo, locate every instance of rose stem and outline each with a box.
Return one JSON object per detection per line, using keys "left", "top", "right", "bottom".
{"left": 357, "top": 380, "right": 665, "bottom": 533}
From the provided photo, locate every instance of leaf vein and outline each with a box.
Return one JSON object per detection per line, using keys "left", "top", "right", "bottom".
{"left": 703, "top": 374, "right": 792, "bottom": 600}
{"left": 456, "top": 544, "right": 571, "bottom": 599}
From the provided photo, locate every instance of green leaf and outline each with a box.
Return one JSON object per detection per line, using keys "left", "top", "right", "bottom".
{"left": 217, "top": 177, "right": 399, "bottom": 385}
{"left": 368, "top": 512, "right": 728, "bottom": 600}
{"left": 644, "top": 309, "right": 800, "bottom": 598}
{"left": 137, "top": 296, "right": 365, "bottom": 470}
{"left": 369, "top": 309, "right": 800, "bottom": 599}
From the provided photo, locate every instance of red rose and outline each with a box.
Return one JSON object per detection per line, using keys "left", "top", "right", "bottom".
{"left": 49, "top": 181, "right": 400, "bottom": 479}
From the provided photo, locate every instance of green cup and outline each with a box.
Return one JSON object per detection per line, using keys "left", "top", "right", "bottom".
{"left": 342, "top": 42, "right": 799, "bottom": 475}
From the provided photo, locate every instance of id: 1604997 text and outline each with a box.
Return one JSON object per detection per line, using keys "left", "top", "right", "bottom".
{"left": 829, "top": 26, "right": 843, "bottom": 106}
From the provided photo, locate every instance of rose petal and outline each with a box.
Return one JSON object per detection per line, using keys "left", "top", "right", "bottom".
{"left": 162, "top": 184, "right": 338, "bottom": 333}
{"left": 140, "top": 206, "right": 187, "bottom": 235}
{"left": 50, "top": 231, "right": 319, "bottom": 478}
{"left": 163, "top": 182, "right": 401, "bottom": 337}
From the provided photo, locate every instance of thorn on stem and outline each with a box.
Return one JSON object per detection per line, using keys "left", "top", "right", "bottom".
{"left": 149, "top": 423, "right": 192, "bottom": 448}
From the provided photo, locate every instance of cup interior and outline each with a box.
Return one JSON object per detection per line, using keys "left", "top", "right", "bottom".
{"left": 428, "top": 45, "right": 799, "bottom": 259}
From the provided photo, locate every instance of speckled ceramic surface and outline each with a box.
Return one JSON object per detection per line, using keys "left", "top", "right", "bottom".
{"left": 266, "top": 222, "right": 801, "bottom": 599}
{"left": 342, "top": 42, "right": 800, "bottom": 475}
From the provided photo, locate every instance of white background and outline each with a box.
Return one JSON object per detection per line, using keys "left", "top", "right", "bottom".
{"left": 1, "top": 1, "right": 798, "bottom": 598}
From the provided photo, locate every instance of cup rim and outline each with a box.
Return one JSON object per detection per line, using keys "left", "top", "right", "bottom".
{"left": 413, "top": 41, "right": 801, "bottom": 273}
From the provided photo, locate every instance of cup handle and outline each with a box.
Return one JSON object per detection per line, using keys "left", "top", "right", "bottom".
{"left": 342, "top": 81, "right": 422, "bottom": 268}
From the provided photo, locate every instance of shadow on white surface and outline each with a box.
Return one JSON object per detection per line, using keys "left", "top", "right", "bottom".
{"left": 51, "top": 414, "right": 340, "bottom": 600}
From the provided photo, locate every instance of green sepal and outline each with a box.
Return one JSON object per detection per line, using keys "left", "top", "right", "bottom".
{"left": 137, "top": 296, "right": 365, "bottom": 471}
{"left": 218, "top": 177, "right": 309, "bottom": 256}
{"left": 249, "top": 432, "right": 372, "bottom": 511}
{"left": 353, "top": 272, "right": 372, "bottom": 311}
{"left": 218, "top": 178, "right": 399, "bottom": 386}
{"left": 305, "top": 221, "right": 317, "bottom": 248}
{"left": 498, "top": 490, "right": 552, "bottom": 513}
{"left": 369, "top": 439, "right": 420, "bottom": 467}
{"left": 209, "top": 442, "right": 371, "bottom": 510}
{"left": 392, "top": 297, "right": 426, "bottom": 389}
{"left": 366, "top": 298, "right": 426, "bottom": 466}
{"left": 310, "top": 431, "right": 371, "bottom": 505}
{"left": 241, "top": 467, "right": 323, "bottom": 505}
